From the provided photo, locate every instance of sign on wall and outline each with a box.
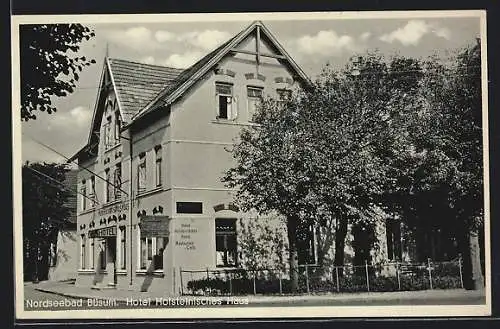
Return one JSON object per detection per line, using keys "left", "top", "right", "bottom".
{"left": 139, "top": 216, "right": 170, "bottom": 237}
{"left": 89, "top": 226, "right": 117, "bottom": 238}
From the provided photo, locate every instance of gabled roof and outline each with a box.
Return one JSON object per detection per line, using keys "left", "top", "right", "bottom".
{"left": 107, "top": 58, "right": 183, "bottom": 122}
{"left": 130, "top": 20, "right": 312, "bottom": 123}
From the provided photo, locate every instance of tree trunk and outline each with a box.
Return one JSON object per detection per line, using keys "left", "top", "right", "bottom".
{"left": 334, "top": 217, "right": 348, "bottom": 277}
{"left": 286, "top": 217, "right": 299, "bottom": 293}
{"left": 468, "top": 230, "right": 484, "bottom": 290}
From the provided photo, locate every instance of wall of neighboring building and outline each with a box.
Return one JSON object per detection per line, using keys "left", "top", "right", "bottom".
{"left": 48, "top": 229, "right": 78, "bottom": 281}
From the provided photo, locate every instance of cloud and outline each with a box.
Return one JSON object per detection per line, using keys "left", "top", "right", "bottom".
{"left": 154, "top": 30, "right": 175, "bottom": 42}
{"left": 51, "top": 106, "right": 93, "bottom": 129}
{"left": 106, "top": 26, "right": 159, "bottom": 51}
{"left": 360, "top": 32, "right": 371, "bottom": 41}
{"left": 105, "top": 27, "right": 230, "bottom": 53}
{"left": 293, "top": 30, "right": 361, "bottom": 56}
{"left": 140, "top": 56, "right": 156, "bottom": 65}
{"left": 162, "top": 51, "right": 204, "bottom": 69}
{"left": 379, "top": 20, "right": 452, "bottom": 46}
{"left": 178, "top": 30, "right": 231, "bottom": 51}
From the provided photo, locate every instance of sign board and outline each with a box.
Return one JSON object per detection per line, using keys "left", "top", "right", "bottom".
{"left": 98, "top": 201, "right": 129, "bottom": 216}
{"left": 89, "top": 226, "right": 117, "bottom": 238}
{"left": 139, "top": 216, "right": 170, "bottom": 237}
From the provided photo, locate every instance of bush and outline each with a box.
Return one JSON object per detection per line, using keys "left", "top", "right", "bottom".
{"left": 185, "top": 274, "right": 462, "bottom": 295}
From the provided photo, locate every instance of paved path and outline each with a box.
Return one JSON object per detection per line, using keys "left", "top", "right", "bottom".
{"left": 22, "top": 281, "right": 486, "bottom": 310}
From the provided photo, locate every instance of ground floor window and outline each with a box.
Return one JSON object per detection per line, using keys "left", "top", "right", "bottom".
{"left": 139, "top": 233, "right": 166, "bottom": 271}
{"left": 89, "top": 238, "right": 95, "bottom": 269}
{"left": 80, "top": 234, "right": 86, "bottom": 269}
{"left": 215, "top": 218, "right": 237, "bottom": 267}
{"left": 120, "top": 227, "right": 126, "bottom": 270}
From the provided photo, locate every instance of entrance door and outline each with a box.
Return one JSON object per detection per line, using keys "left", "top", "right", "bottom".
{"left": 106, "top": 237, "right": 117, "bottom": 285}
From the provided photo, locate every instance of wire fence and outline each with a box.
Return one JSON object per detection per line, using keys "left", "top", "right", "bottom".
{"left": 179, "top": 256, "right": 464, "bottom": 296}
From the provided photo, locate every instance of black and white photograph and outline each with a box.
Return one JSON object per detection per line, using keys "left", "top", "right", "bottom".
{"left": 12, "top": 10, "right": 490, "bottom": 319}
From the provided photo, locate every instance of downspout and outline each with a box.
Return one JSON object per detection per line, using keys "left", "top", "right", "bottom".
{"left": 128, "top": 128, "right": 134, "bottom": 286}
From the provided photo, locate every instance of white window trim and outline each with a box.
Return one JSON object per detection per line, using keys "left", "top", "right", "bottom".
{"left": 215, "top": 83, "right": 237, "bottom": 120}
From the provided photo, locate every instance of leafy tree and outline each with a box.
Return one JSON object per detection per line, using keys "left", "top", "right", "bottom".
{"left": 223, "top": 53, "right": 423, "bottom": 291}
{"left": 22, "top": 162, "right": 72, "bottom": 282}
{"left": 394, "top": 42, "right": 484, "bottom": 290}
{"left": 20, "top": 24, "right": 96, "bottom": 121}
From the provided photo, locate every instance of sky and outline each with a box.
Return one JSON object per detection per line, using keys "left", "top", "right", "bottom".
{"left": 17, "top": 13, "right": 482, "bottom": 164}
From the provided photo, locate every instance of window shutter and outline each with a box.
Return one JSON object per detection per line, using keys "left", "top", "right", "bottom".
{"left": 231, "top": 96, "right": 238, "bottom": 120}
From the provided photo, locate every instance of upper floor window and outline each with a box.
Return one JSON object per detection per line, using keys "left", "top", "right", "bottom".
{"left": 89, "top": 176, "right": 96, "bottom": 207}
{"left": 114, "top": 163, "right": 122, "bottom": 200}
{"left": 155, "top": 145, "right": 162, "bottom": 187}
{"left": 247, "top": 86, "right": 263, "bottom": 121}
{"left": 104, "top": 116, "right": 112, "bottom": 149}
{"left": 137, "top": 153, "right": 146, "bottom": 193}
{"left": 80, "top": 180, "right": 87, "bottom": 211}
{"left": 216, "top": 83, "right": 237, "bottom": 120}
{"left": 114, "top": 111, "right": 121, "bottom": 143}
{"left": 104, "top": 169, "right": 111, "bottom": 203}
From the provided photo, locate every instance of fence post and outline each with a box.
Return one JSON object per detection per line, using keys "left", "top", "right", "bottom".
{"left": 279, "top": 270, "right": 283, "bottom": 294}
{"left": 305, "top": 265, "right": 310, "bottom": 294}
{"left": 427, "top": 258, "right": 433, "bottom": 290}
{"left": 458, "top": 253, "right": 464, "bottom": 289}
{"left": 396, "top": 261, "right": 401, "bottom": 291}
{"left": 253, "top": 270, "right": 257, "bottom": 295}
{"left": 179, "top": 267, "right": 184, "bottom": 296}
{"left": 365, "top": 260, "right": 370, "bottom": 292}
{"left": 335, "top": 266, "right": 340, "bottom": 292}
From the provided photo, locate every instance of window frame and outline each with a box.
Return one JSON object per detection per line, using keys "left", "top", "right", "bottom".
{"left": 119, "top": 226, "right": 126, "bottom": 270}
{"left": 80, "top": 234, "right": 86, "bottom": 269}
{"left": 215, "top": 83, "right": 234, "bottom": 120}
{"left": 80, "top": 180, "right": 87, "bottom": 211}
{"left": 247, "top": 86, "right": 264, "bottom": 121}
{"left": 155, "top": 145, "right": 162, "bottom": 187}
{"left": 89, "top": 237, "right": 95, "bottom": 269}
{"left": 137, "top": 153, "right": 147, "bottom": 194}
{"left": 215, "top": 218, "right": 238, "bottom": 268}
{"left": 114, "top": 163, "right": 122, "bottom": 200}
{"left": 104, "top": 168, "right": 111, "bottom": 203}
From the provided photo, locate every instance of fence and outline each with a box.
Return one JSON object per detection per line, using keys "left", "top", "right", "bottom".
{"left": 179, "top": 256, "right": 464, "bottom": 296}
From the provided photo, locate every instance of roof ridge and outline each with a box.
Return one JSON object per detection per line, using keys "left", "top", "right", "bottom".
{"left": 108, "top": 57, "right": 184, "bottom": 71}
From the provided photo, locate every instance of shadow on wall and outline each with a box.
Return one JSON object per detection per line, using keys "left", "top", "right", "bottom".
{"left": 140, "top": 249, "right": 165, "bottom": 292}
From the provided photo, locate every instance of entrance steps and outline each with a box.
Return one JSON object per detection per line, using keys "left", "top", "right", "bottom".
{"left": 91, "top": 283, "right": 117, "bottom": 290}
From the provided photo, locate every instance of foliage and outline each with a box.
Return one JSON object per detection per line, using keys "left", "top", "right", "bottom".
{"left": 20, "top": 24, "right": 96, "bottom": 121}
{"left": 22, "top": 162, "right": 72, "bottom": 280}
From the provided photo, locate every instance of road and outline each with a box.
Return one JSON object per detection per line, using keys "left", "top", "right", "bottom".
{"left": 23, "top": 284, "right": 485, "bottom": 311}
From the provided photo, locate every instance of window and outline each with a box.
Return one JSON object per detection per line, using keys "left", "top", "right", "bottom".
{"left": 105, "top": 116, "right": 112, "bottom": 149}
{"left": 119, "top": 227, "right": 126, "bottom": 270}
{"left": 89, "top": 238, "right": 95, "bottom": 269}
{"left": 138, "top": 230, "right": 165, "bottom": 271}
{"left": 277, "top": 89, "right": 292, "bottom": 106}
{"left": 247, "top": 86, "right": 263, "bottom": 120}
{"left": 104, "top": 169, "right": 111, "bottom": 203}
{"left": 297, "top": 225, "right": 317, "bottom": 265}
{"left": 100, "top": 240, "right": 107, "bottom": 270}
{"left": 80, "top": 234, "right": 86, "bottom": 269}
{"left": 215, "top": 218, "right": 237, "bottom": 267}
{"left": 114, "top": 163, "right": 122, "bottom": 200}
{"left": 216, "top": 83, "right": 236, "bottom": 120}
{"left": 176, "top": 202, "right": 203, "bottom": 214}
{"left": 89, "top": 176, "right": 96, "bottom": 207}
{"left": 49, "top": 242, "right": 57, "bottom": 267}
{"left": 114, "top": 111, "right": 121, "bottom": 143}
{"left": 80, "top": 180, "right": 87, "bottom": 211}
{"left": 155, "top": 146, "right": 162, "bottom": 187}
{"left": 137, "top": 153, "right": 146, "bottom": 193}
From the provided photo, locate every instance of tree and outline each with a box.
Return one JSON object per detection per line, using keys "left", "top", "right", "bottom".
{"left": 22, "top": 162, "right": 72, "bottom": 282}
{"left": 20, "top": 24, "right": 96, "bottom": 121}
{"left": 223, "top": 53, "right": 423, "bottom": 291}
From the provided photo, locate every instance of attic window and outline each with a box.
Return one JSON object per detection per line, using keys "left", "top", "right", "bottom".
{"left": 216, "top": 83, "right": 236, "bottom": 120}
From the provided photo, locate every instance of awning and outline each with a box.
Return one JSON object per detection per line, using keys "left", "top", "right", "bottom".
{"left": 139, "top": 215, "right": 170, "bottom": 237}
{"left": 88, "top": 226, "right": 117, "bottom": 238}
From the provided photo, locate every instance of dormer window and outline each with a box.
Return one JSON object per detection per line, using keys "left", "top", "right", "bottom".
{"left": 114, "top": 110, "right": 121, "bottom": 143}
{"left": 216, "top": 83, "right": 237, "bottom": 120}
{"left": 104, "top": 116, "right": 112, "bottom": 150}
